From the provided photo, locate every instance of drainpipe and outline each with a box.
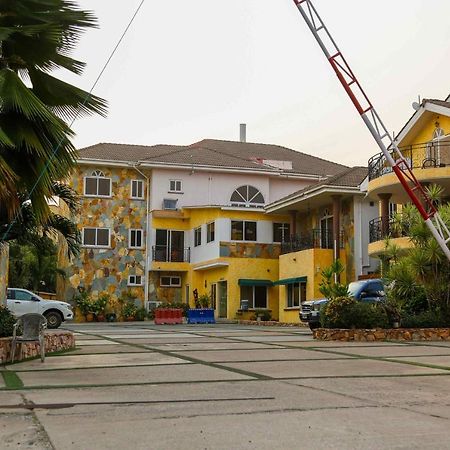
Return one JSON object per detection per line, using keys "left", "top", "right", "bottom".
{"left": 130, "top": 164, "right": 150, "bottom": 310}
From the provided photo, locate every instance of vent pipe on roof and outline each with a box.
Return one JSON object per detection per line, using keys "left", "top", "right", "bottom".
{"left": 240, "top": 124, "right": 246, "bottom": 143}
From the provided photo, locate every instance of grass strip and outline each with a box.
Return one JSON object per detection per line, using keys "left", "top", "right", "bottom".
{"left": 1, "top": 371, "right": 24, "bottom": 389}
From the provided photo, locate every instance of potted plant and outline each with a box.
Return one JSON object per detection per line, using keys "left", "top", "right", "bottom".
{"left": 122, "top": 301, "right": 138, "bottom": 321}
{"left": 73, "top": 288, "right": 94, "bottom": 321}
{"left": 94, "top": 294, "right": 109, "bottom": 322}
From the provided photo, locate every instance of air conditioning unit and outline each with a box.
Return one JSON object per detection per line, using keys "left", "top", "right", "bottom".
{"left": 163, "top": 199, "right": 178, "bottom": 210}
{"left": 148, "top": 301, "right": 162, "bottom": 311}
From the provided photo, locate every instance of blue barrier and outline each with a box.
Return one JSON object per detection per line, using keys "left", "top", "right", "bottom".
{"left": 187, "top": 309, "right": 216, "bottom": 324}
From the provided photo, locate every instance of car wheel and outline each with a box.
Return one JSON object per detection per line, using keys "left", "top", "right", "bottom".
{"left": 309, "top": 322, "right": 320, "bottom": 331}
{"left": 44, "top": 311, "right": 62, "bottom": 329}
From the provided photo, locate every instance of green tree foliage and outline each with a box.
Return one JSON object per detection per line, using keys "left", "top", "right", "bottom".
{"left": 319, "top": 259, "right": 349, "bottom": 299}
{"left": 0, "top": 0, "right": 106, "bottom": 225}
{"left": 9, "top": 236, "right": 65, "bottom": 293}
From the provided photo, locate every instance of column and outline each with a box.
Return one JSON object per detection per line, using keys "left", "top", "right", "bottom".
{"left": 331, "top": 195, "right": 342, "bottom": 262}
{"left": 378, "top": 193, "right": 391, "bottom": 238}
{"left": 289, "top": 210, "right": 297, "bottom": 237}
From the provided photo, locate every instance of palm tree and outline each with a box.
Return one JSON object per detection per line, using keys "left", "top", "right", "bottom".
{"left": 0, "top": 0, "right": 107, "bottom": 224}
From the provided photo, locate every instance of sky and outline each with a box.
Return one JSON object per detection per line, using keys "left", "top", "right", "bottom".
{"left": 63, "top": 0, "right": 450, "bottom": 167}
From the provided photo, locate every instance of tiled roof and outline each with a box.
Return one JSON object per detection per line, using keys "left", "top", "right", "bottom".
{"left": 267, "top": 166, "right": 367, "bottom": 207}
{"left": 77, "top": 139, "right": 347, "bottom": 177}
{"left": 423, "top": 99, "right": 450, "bottom": 109}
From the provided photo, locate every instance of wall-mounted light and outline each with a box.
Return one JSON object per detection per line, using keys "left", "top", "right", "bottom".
{"left": 204, "top": 280, "right": 207, "bottom": 288}
{"left": 316, "top": 266, "right": 321, "bottom": 274}
{"left": 293, "top": 258, "right": 296, "bottom": 262}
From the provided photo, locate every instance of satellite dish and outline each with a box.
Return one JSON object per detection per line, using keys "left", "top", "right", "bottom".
{"left": 412, "top": 102, "right": 421, "bottom": 111}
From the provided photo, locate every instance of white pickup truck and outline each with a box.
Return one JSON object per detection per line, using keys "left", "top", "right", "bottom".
{"left": 6, "top": 288, "right": 74, "bottom": 329}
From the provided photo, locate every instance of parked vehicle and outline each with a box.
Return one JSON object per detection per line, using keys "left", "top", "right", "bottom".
{"left": 300, "top": 279, "right": 386, "bottom": 330}
{"left": 6, "top": 288, "right": 74, "bottom": 329}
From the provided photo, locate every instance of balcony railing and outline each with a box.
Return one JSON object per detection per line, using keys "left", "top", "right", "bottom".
{"left": 152, "top": 245, "right": 191, "bottom": 263}
{"left": 369, "top": 215, "right": 410, "bottom": 243}
{"left": 281, "top": 230, "right": 344, "bottom": 255}
{"left": 368, "top": 141, "right": 450, "bottom": 181}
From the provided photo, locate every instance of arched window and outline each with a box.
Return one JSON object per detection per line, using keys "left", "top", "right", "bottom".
{"left": 92, "top": 170, "right": 105, "bottom": 177}
{"left": 230, "top": 186, "right": 265, "bottom": 208}
{"left": 84, "top": 170, "right": 111, "bottom": 197}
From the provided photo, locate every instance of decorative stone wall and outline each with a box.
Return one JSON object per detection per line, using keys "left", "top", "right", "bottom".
{"left": 238, "top": 320, "right": 307, "bottom": 327}
{"left": 0, "top": 244, "right": 9, "bottom": 307}
{"left": 65, "top": 166, "right": 148, "bottom": 305}
{"left": 0, "top": 331, "right": 75, "bottom": 364}
{"left": 220, "top": 242, "right": 280, "bottom": 259}
{"left": 313, "top": 328, "right": 450, "bottom": 341}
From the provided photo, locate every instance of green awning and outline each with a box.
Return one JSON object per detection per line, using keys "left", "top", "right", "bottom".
{"left": 238, "top": 279, "right": 273, "bottom": 287}
{"left": 273, "top": 276, "right": 307, "bottom": 286}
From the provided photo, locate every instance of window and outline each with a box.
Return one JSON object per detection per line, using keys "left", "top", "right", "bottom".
{"left": 163, "top": 199, "right": 178, "bottom": 210}
{"left": 273, "top": 223, "right": 290, "bottom": 243}
{"left": 131, "top": 180, "right": 144, "bottom": 199}
{"left": 84, "top": 170, "right": 111, "bottom": 197}
{"left": 129, "top": 229, "right": 144, "bottom": 249}
{"left": 160, "top": 276, "right": 181, "bottom": 287}
{"left": 128, "top": 275, "right": 143, "bottom": 286}
{"left": 169, "top": 180, "right": 182, "bottom": 192}
{"left": 82, "top": 227, "right": 110, "bottom": 247}
{"left": 240, "top": 285, "right": 267, "bottom": 309}
{"left": 194, "top": 227, "right": 202, "bottom": 247}
{"left": 231, "top": 221, "right": 257, "bottom": 241}
{"left": 207, "top": 222, "right": 215, "bottom": 243}
{"left": 13, "top": 290, "right": 34, "bottom": 301}
{"left": 230, "top": 185, "right": 264, "bottom": 208}
{"left": 286, "top": 282, "right": 306, "bottom": 308}
{"left": 154, "top": 230, "right": 187, "bottom": 262}
{"left": 389, "top": 203, "right": 397, "bottom": 217}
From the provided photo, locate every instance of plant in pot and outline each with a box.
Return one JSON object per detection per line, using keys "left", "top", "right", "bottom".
{"left": 94, "top": 294, "right": 109, "bottom": 322}
{"left": 198, "top": 294, "right": 210, "bottom": 309}
{"left": 122, "top": 301, "right": 138, "bottom": 321}
{"left": 74, "top": 289, "right": 94, "bottom": 321}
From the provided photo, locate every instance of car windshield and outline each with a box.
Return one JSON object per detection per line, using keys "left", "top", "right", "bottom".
{"left": 348, "top": 281, "right": 366, "bottom": 297}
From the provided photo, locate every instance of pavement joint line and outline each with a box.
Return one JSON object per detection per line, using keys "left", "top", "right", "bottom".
{"left": 0, "top": 396, "right": 277, "bottom": 411}
{"left": 67, "top": 329, "right": 273, "bottom": 381}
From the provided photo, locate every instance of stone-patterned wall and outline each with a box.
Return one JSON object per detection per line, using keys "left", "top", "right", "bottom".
{"left": 0, "top": 331, "right": 75, "bottom": 364}
{"left": 149, "top": 271, "right": 183, "bottom": 304}
{"left": 66, "top": 166, "right": 148, "bottom": 305}
{"left": 0, "top": 244, "right": 9, "bottom": 307}
{"left": 314, "top": 328, "right": 450, "bottom": 341}
{"left": 219, "top": 242, "right": 280, "bottom": 259}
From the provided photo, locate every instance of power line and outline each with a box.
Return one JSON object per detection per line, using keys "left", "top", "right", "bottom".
{"left": 2, "top": 0, "right": 146, "bottom": 242}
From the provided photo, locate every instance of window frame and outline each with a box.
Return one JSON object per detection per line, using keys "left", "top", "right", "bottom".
{"left": 194, "top": 226, "right": 202, "bottom": 247}
{"left": 82, "top": 227, "right": 111, "bottom": 248}
{"left": 160, "top": 276, "right": 182, "bottom": 287}
{"left": 286, "top": 282, "right": 307, "bottom": 309}
{"left": 207, "top": 221, "right": 215, "bottom": 243}
{"left": 169, "top": 179, "right": 183, "bottom": 193}
{"left": 230, "top": 185, "right": 265, "bottom": 208}
{"left": 240, "top": 285, "right": 268, "bottom": 309}
{"left": 83, "top": 172, "right": 112, "bottom": 198}
{"left": 163, "top": 198, "right": 178, "bottom": 210}
{"left": 231, "top": 220, "right": 257, "bottom": 242}
{"left": 128, "top": 275, "right": 144, "bottom": 286}
{"left": 130, "top": 179, "right": 145, "bottom": 200}
{"left": 273, "top": 223, "right": 290, "bottom": 243}
{"left": 129, "top": 228, "right": 144, "bottom": 249}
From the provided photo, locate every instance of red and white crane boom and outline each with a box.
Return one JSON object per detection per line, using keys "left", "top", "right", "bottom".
{"left": 292, "top": 0, "right": 450, "bottom": 261}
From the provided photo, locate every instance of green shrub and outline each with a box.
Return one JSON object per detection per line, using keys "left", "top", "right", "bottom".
{"left": 321, "top": 297, "right": 389, "bottom": 329}
{"left": 122, "top": 301, "right": 138, "bottom": 319}
{"left": 158, "top": 302, "right": 190, "bottom": 317}
{"left": 135, "top": 308, "right": 147, "bottom": 321}
{"left": 253, "top": 309, "right": 272, "bottom": 321}
{"left": 401, "top": 310, "right": 450, "bottom": 328}
{"left": 0, "top": 307, "right": 16, "bottom": 337}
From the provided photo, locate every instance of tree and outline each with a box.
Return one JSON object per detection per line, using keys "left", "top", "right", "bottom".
{"left": 0, "top": 0, "right": 106, "bottom": 225}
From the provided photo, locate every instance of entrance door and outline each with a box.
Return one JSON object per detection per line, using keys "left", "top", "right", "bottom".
{"left": 218, "top": 281, "right": 227, "bottom": 318}
{"left": 320, "top": 216, "right": 333, "bottom": 249}
{"left": 170, "top": 231, "right": 184, "bottom": 262}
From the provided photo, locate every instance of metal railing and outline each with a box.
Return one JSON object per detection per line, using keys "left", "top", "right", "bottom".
{"left": 368, "top": 142, "right": 450, "bottom": 181}
{"left": 281, "top": 229, "right": 344, "bottom": 255}
{"left": 152, "top": 245, "right": 191, "bottom": 263}
{"left": 369, "top": 215, "right": 410, "bottom": 243}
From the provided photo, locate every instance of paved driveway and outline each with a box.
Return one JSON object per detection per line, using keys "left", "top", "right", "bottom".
{"left": 2, "top": 323, "right": 450, "bottom": 449}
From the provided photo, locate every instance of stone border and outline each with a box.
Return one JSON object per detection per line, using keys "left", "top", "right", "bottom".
{"left": 313, "top": 328, "right": 450, "bottom": 341}
{"left": 238, "top": 320, "right": 307, "bottom": 327}
{"left": 0, "top": 331, "right": 75, "bottom": 364}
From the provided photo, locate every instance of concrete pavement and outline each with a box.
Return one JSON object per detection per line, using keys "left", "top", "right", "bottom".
{"left": 1, "top": 322, "right": 450, "bottom": 449}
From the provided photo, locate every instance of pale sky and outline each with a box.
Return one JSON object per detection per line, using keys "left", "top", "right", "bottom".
{"left": 64, "top": 0, "right": 450, "bottom": 167}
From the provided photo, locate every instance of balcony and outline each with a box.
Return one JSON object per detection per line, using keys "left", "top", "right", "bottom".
{"left": 368, "top": 215, "right": 413, "bottom": 257}
{"left": 281, "top": 230, "right": 344, "bottom": 255}
{"left": 152, "top": 245, "right": 191, "bottom": 263}
{"left": 367, "top": 142, "right": 450, "bottom": 201}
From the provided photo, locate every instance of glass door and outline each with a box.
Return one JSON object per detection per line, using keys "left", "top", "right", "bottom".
{"left": 218, "top": 281, "right": 227, "bottom": 318}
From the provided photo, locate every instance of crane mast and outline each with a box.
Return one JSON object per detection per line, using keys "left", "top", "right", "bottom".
{"left": 292, "top": 0, "right": 450, "bottom": 261}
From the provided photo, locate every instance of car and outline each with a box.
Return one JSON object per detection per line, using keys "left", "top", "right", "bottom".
{"left": 6, "top": 288, "right": 74, "bottom": 329}
{"left": 300, "top": 279, "right": 386, "bottom": 330}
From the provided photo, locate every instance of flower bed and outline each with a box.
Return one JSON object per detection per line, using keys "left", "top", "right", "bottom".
{"left": 0, "top": 331, "right": 75, "bottom": 364}
{"left": 313, "top": 328, "right": 450, "bottom": 341}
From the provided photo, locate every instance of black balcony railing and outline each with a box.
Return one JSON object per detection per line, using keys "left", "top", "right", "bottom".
{"left": 152, "top": 245, "right": 191, "bottom": 263}
{"left": 281, "top": 229, "right": 344, "bottom": 255}
{"left": 368, "top": 141, "right": 450, "bottom": 181}
{"left": 369, "top": 215, "right": 410, "bottom": 243}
